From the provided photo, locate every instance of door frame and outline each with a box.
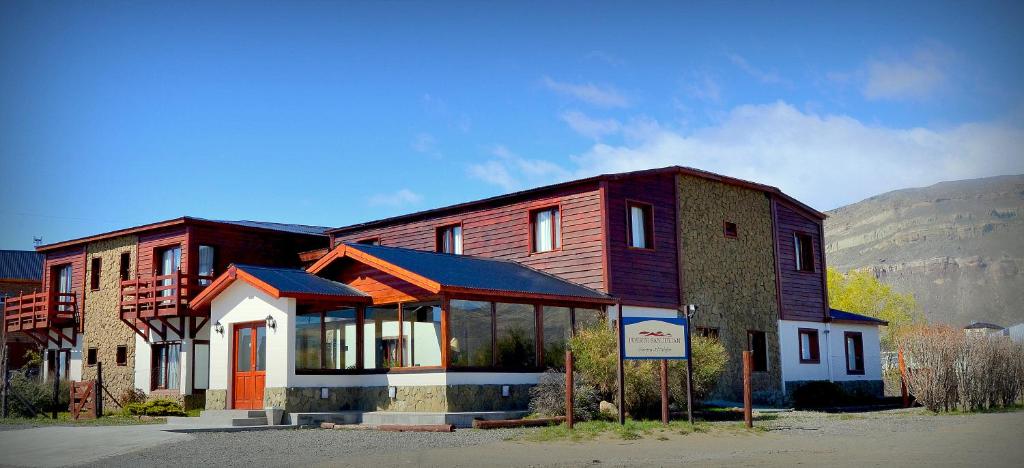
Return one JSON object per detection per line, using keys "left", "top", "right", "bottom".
{"left": 231, "top": 321, "right": 267, "bottom": 409}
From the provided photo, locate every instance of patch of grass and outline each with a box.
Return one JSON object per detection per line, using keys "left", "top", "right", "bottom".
{"left": 941, "top": 404, "right": 1024, "bottom": 415}
{"left": 186, "top": 408, "right": 202, "bottom": 417}
{"left": 0, "top": 412, "right": 165, "bottom": 427}
{"left": 519, "top": 419, "right": 722, "bottom": 442}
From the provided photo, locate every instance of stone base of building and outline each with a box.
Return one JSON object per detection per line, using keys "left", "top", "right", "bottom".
{"left": 784, "top": 379, "right": 885, "bottom": 403}
{"left": 205, "top": 385, "right": 531, "bottom": 412}
{"left": 148, "top": 390, "right": 206, "bottom": 411}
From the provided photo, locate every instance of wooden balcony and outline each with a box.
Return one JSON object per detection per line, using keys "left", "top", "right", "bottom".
{"left": 119, "top": 271, "right": 213, "bottom": 341}
{"left": 3, "top": 291, "right": 79, "bottom": 346}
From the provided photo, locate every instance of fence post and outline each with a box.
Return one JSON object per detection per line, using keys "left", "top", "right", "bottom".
{"left": 52, "top": 358, "right": 60, "bottom": 420}
{"left": 898, "top": 347, "right": 909, "bottom": 408}
{"left": 615, "top": 303, "right": 625, "bottom": 425}
{"left": 660, "top": 359, "right": 669, "bottom": 425}
{"left": 1, "top": 347, "right": 8, "bottom": 418}
{"left": 96, "top": 361, "right": 103, "bottom": 417}
{"left": 742, "top": 350, "right": 752, "bottom": 429}
{"left": 565, "top": 350, "right": 574, "bottom": 430}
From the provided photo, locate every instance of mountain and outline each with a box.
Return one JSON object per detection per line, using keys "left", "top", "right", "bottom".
{"left": 823, "top": 175, "right": 1024, "bottom": 327}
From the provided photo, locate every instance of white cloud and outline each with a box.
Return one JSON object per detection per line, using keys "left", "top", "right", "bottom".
{"left": 367, "top": 189, "right": 423, "bottom": 207}
{"left": 862, "top": 44, "right": 952, "bottom": 101}
{"left": 728, "top": 54, "right": 788, "bottom": 85}
{"left": 541, "top": 76, "right": 630, "bottom": 108}
{"left": 468, "top": 145, "right": 571, "bottom": 191}
{"left": 566, "top": 101, "right": 1024, "bottom": 209}
{"left": 560, "top": 110, "right": 621, "bottom": 139}
{"left": 684, "top": 72, "right": 722, "bottom": 103}
{"left": 584, "top": 50, "right": 625, "bottom": 66}
{"left": 410, "top": 132, "right": 438, "bottom": 154}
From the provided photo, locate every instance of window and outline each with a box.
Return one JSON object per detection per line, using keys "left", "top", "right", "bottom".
{"left": 119, "top": 252, "right": 131, "bottom": 281}
{"left": 627, "top": 202, "right": 654, "bottom": 249}
{"left": 798, "top": 328, "right": 820, "bottom": 363}
{"left": 198, "top": 245, "right": 215, "bottom": 286}
{"left": 116, "top": 345, "right": 128, "bottom": 366}
{"left": 747, "top": 330, "right": 768, "bottom": 372}
{"left": 364, "top": 305, "right": 400, "bottom": 369}
{"left": 152, "top": 342, "right": 181, "bottom": 390}
{"left": 448, "top": 300, "right": 493, "bottom": 367}
{"left": 86, "top": 347, "right": 97, "bottom": 366}
{"left": 724, "top": 221, "right": 738, "bottom": 239}
{"left": 436, "top": 224, "right": 463, "bottom": 255}
{"left": 401, "top": 302, "right": 442, "bottom": 367}
{"left": 495, "top": 303, "right": 536, "bottom": 368}
{"left": 794, "top": 233, "right": 815, "bottom": 272}
{"left": 531, "top": 207, "right": 561, "bottom": 252}
{"left": 356, "top": 237, "right": 380, "bottom": 245}
{"left": 542, "top": 306, "right": 571, "bottom": 369}
{"left": 296, "top": 307, "right": 358, "bottom": 371}
{"left": 574, "top": 307, "right": 606, "bottom": 332}
{"left": 89, "top": 258, "right": 101, "bottom": 290}
{"left": 696, "top": 327, "right": 720, "bottom": 340}
{"left": 845, "top": 332, "right": 865, "bottom": 375}
{"left": 54, "top": 264, "right": 73, "bottom": 312}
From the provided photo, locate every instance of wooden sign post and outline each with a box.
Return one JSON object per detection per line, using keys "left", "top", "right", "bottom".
{"left": 565, "top": 350, "right": 574, "bottom": 430}
{"left": 618, "top": 310, "right": 689, "bottom": 426}
{"left": 660, "top": 359, "right": 669, "bottom": 425}
{"left": 742, "top": 351, "right": 753, "bottom": 428}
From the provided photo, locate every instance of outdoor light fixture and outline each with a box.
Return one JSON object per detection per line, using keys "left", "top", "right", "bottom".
{"left": 501, "top": 385, "right": 511, "bottom": 397}
{"left": 213, "top": 321, "right": 224, "bottom": 335}
{"left": 685, "top": 304, "right": 698, "bottom": 318}
{"left": 388, "top": 386, "right": 397, "bottom": 398}
{"left": 320, "top": 387, "right": 329, "bottom": 399}
{"left": 265, "top": 315, "right": 276, "bottom": 331}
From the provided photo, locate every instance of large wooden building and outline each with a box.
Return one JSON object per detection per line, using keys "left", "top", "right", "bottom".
{"left": 3, "top": 166, "right": 885, "bottom": 417}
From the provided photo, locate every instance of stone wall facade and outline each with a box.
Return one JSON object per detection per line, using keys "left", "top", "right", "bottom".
{"left": 207, "top": 384, "right": 532, "bottom": 412}
{"left": 676, "top": 174, "right": 783, "bottom": 402}
{"left": 80, "top": 236, "right": 138, "bottom": 411}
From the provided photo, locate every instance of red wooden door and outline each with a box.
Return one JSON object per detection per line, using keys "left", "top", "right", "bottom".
{"left": 232, "top": 323, "right": 266, "bottom": 409}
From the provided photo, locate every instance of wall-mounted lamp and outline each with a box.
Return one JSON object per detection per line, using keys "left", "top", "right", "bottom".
{"left": 685, "top": 304, "right": 698, "bottom": 319}
{"left": 265, "top": 315, "right": 277, "bottom": 331}
{"left": 213, "top": 321, "right": 224, "bottom": 335}
{"left": 388, "top": 386, "right": 397, "bottom": 399}
{"left": 501, "top": 385, "right": 511, "bottom": 398}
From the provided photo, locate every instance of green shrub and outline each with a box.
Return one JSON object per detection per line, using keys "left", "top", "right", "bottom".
{"left": 568, "top": 321, "right": 728, "bottom": 417}
{"left": 791, "top": 381, "right": 848, "bottom": 409}
{"left": 122, "top": 399, "right": 185, "bottom": 417}
{"left": 5, "top": 372, "right": 69, "bottom": 417}
{"left": 528, "top": 369, "right": 602, "bottom": 421}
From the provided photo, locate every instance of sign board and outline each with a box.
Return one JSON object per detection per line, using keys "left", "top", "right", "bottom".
{"left": 621, "top": 317, "right": 688, "bottom": 360}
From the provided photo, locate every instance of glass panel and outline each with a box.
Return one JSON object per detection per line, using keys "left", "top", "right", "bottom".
{"left": 198, "top": 245, "right": 215, "bottom": 285}
{"left": 237, "top": 327, "right": 252, "bottom": 372}
{"left": 449, "top": 300, "right": 493, "bottom": 367}
{"left": 495, "top": 303, "right": 536, "bottom": 368}
{"left": 167, "top": 343, "right": 180, "bottom": 389}
{"left": 364, "top": 305, "right": 400, "bottom": 369}
{"left": 402, "top": 302, "right": 442, "bottom": 367}
{"left": 256, "top": 326, "right": 266, "bottom": 371}
{"left": 453, "top": 226, "right": 463, "bottom": 255}
{"left": 194, "top": 343, "right": 210, "bottom": 390}
{"left": 553, "top": 208, "right": 561, "bottom": 248}
{"left": 295, "top": 312, "right": 322, "bottom": 370}
{"left": 159, "top": 246, "right": 181, "bottom": 299}
{"left": 154, "top": 346, "right": 166, "bottom": 388}
{"left": 324, "top": 308, "right": 357, "bottom": 370}
{"left": 542, "top": 306, "right": 571, "bottom": 369}
{"left": 574, "top": 307, "right": 605, "bottom": 332}
{"left": 800, "top": 333, "right": 811, "bottom": 360}
{"left": 630, "top": 206, "right": 646, "bottom": 248}
{"left": 534, "top": 210, "right": 552, "bottom": 252}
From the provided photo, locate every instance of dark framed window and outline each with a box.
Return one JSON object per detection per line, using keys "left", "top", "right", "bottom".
{"left": 152, "top": 342, "right": 181, "bottom": 390}
{"left": 198, "top": 245, "right": 216, "bottom": 286}
{"left": 356, "top": 237, "right": 380, "bottom": 245}
{"left": 747, "top": 330, "right": 768, "bottom": 372}
{"left": 794, "top": 232, "right": 815, "bottom": 272}
{"left": 530, "top": 207, "right": 561, "bottom": 253}
{"left": 296, "top": 307, "right": 358, "bottom": 371}
{"left": 798, "top": 328, "right": 820, "bottom": 364}
{"left": 696, "top": 327, "right": 720, "bottom": 340}
{"left": 573, "top": 307, "right": 606, "bottom": 332}
{"left": 365, "top": 305, "right": 401, "bottom": 369}
{"left": 845, "top": 332, "right": 865, "bottom": 375}
{"left": 86, "top": 347, "right": 98, "bottom": 366}
{"left": 436, "top": 224, "right": 463, "bottom": 255}
{"left": 494, "top": 302, "right": 537, "bottom": 368}
{"left": 542, "top": 306, "right": 571, "bottom": 368}
{"left": 116, "top": 345, "right": 128, "bottom": 366}
{"left": 626, "top": 201, "right": 654, "bottom": 249}
{"left": 119, "top": 252, "right": 131, "bottom": 281}
{"left": 724, "top": 221, "right": 738, "bottom": 239}
{"left": 448, "top": 300, "right": 493, "bottom": 367}
{"left": 89, "top": 257, "right": 101, "bottom": 291}
{"left": 401, "top": 302, "right": 443, "bottom": 367}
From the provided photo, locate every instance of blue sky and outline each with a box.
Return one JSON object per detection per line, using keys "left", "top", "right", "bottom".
{"left": 1, "top": 1, "right": 1022, "bottom": 249}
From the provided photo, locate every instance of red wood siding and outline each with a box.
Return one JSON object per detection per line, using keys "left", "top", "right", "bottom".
{"left": 329, "top": 259, "right": 434, "bottom": 304}
{"left": 773, "top": 199, "right": 828, "bottom": 321}
{"left": 42, "top": 246, "right": 86, "bottom": 315}
{"left": 332, "top": 184, "right": 607, "bottom": 292}
{"left": 137, "top": 227, "right": 189, "bottom": 279}
{"left": 189, "top": 225, "right": 326, "bottom": 277}
{"left": 605, "top": 173, "right": 680, "bottom": 308}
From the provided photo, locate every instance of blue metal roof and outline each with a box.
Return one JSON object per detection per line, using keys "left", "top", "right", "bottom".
{"left": 829, "top": 309, "right": 887, "bottom": 325}
{"left": 234, "top": 264, "right": 369, "bottom": 298}
{"left": 345, "top": 243, "right": 612, "bottom": 301}
{"left": 0, "top": 250, "right": 44, "bottom": 281}
{"left": 207, "top": 219, "right": 331, "bottom": 236}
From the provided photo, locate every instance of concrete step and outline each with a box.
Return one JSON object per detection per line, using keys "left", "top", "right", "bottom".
{"left": 290, "top": 411, "right": 363, "bottom": 426}
{"left": 231, "top": 416, "right": 268, "bottom": 427}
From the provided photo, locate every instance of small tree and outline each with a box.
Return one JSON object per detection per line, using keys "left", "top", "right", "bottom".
{"left": 827, "top": 268, "right": 924, "bottom": 350}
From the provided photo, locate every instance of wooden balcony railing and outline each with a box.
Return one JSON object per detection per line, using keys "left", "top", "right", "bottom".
{"left": 3, "top": 291, "right": 78, "bottom": 332}
{"left": 119, "top": 271, "right": 213, "bottom": 319}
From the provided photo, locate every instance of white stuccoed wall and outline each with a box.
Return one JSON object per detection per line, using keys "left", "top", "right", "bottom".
{"left": 778, "top": 319, "right": 883, "bottom": 393}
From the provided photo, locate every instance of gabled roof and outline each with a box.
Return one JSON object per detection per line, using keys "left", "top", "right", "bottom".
{"left": 191, "top": 264, "right": 370, "bottom": 310}
{"left": 37, "top": 216, "right": 330, "bottom": 252}
{"left": 328, "top": 166, "right": 825, "bottom": 235}
{"left": 964, "top": 321, "right": 1004, "bottom": 330}
{"left": 0, "top": 250, "right": 44, "bottom": 281}
{"left": 309, "top": 243, "right": 615, "bottom": 304}
{"left": 829, "top": 309, "right": 889, "bottom": 326}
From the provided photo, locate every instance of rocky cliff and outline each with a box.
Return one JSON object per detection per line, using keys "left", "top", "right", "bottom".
{"left": 824, "top": 175, "right": 1024, "bottom": 327}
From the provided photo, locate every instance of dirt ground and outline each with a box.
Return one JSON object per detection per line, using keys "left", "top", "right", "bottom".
{"left": 339, "top": 409, "right": 1024, "bottom": 467}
